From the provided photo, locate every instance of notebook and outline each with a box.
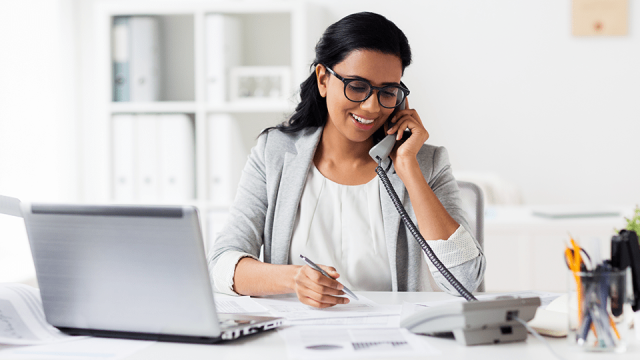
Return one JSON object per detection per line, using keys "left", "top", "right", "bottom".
{"left": 20, "top": 202, "right": 283, "bottom": 343}
{"left": 527, "top": 294, "right": 569, "bottom": 337}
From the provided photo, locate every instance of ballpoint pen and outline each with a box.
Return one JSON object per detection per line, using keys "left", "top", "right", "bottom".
{"left": 299, "top": 254, "right": 359, "bottom": 301}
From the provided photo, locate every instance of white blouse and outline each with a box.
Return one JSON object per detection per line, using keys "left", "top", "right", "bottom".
{"left": 288, "top": 165, "right": 392, "bottom": 291}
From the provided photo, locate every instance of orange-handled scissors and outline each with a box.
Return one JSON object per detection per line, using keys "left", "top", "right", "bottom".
{"left": 565, "top": 238, "right": 589, "bottom": 329}
{"left": 564, "top": 238, "right": 591, "bottom": 273}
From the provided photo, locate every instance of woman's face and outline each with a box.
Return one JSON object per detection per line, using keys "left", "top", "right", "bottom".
{"left": 317, "top": 50, "right": 403, "bottom": 144}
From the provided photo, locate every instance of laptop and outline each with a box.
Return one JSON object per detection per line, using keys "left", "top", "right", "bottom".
{"left": 20, "top": 202, "right": 283, "bottom": 343}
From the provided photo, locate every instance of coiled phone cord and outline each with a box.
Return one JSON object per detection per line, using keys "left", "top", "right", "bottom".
{"left": 375, "top": 162, "right": 477, "bottom": 302}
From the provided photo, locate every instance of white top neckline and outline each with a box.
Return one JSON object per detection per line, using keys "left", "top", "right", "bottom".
{"left": 311, "top": 164, "right": 378, "bottom": 187}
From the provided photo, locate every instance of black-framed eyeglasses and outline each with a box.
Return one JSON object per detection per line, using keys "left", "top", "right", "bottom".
{"left": 324, "top": 66, "right": 410, "bottom": 109}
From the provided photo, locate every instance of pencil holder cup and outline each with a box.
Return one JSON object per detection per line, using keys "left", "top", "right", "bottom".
{"left": 567, "top": 270, "right": 632, "bottom": 352}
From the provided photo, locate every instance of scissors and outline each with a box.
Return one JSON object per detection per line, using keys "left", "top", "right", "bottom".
{"left": 565, "top": 238, "right": 589, "bottom": 336}
{"left": 564, "top": 239, "right": 592, "bottom": 273}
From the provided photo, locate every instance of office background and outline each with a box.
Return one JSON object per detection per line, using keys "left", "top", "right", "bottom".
{"left": 1, "top": 0, "right": 638, "bottom": 288}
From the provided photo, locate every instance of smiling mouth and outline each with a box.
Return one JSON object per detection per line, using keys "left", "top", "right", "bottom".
{"left": 351, "top": 113, "right": 374, "bottom": 125}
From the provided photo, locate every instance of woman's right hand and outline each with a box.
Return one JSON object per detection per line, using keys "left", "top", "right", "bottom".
{"left": 292, "top": 264, "right": 350, "bottom": 308}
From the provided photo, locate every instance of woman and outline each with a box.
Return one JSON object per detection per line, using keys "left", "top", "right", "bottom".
{"left": 209, "top": 12, "right": 485, "bottom": 308}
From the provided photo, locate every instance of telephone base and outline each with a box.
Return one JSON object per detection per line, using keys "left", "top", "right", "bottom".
{"left": 402, "top": 297, "right": 541, "bottom": 346}
{"left": 451, "top": 323, "right": 528, "bottom": 345}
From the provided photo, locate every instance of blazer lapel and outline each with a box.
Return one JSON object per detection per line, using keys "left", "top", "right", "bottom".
{"left": 271, "top": 127, "right": 323, "bottom": 265}
{"left": 379, "top": 160, "right": 406, "bottom": 291}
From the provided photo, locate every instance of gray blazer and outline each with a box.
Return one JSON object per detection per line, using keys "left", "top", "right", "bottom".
{"left": 209, "top": 126, "right": 485, "bottom": 294}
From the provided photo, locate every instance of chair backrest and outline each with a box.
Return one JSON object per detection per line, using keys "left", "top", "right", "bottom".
{"left": 456, "top": 180, "right": 485, "bottom": 292}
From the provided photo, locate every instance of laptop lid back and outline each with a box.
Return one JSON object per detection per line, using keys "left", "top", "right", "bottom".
{"left": 22, "top": 204, "right": 221, "bottom": 338}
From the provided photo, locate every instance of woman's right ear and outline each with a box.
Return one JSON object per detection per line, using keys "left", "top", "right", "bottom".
{"left": 315, "top": 64, "right": 328, "bottom": 98}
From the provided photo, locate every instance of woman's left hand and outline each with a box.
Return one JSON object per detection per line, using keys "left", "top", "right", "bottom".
{"left": 385, "top": 98, "right": 429, "bottom": 170}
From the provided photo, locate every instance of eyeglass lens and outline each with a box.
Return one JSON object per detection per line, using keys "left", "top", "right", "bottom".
{"left": 345, "top": 81, "right": 404, "bottom": 108}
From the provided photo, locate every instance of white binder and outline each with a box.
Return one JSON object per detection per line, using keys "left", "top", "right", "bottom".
{"left": 130, "top": 17, "right": 161, "bottom": 102}
{"left": 135, "top": 114, "right": 160, "bottom": 201}
{"left": 208, "top": 114, "right": 247, "bottom": 206}
{"left": 159, "top": 114, "right": 195, "bottom": 201}
{"left": 205, "top": 14, "right": 241, "bottom": 105}
{"left": 112, "top": 114, "right": 136, "bottom": 201}
{"left": 112, "top": 17, "right": 130, "bottom": 101}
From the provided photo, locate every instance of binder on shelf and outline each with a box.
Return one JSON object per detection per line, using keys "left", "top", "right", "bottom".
{"left": 158, "top": 114, "right": 195, "bottom": 201}
{"left": 111, "top": 114, "right": 135, "bottom": 200}
{"left": 205, "top": 14, "right": 241, "bottom": 105}
{"left": 111, "top": 114, "right": 196, "bottom": 203}
{"left": 135, "top": 114, "right": 160, "bottom": 201}
{"left": 112, "top": 16, "right": 161, "bottom": 102}
{"left": 208, "top": 114, "right": 247, "bottom": 206}
{"left": 130, "top": 17, "right": 161, "bottom": 102}
{"left": 112, "top": 17, "right": 130, "bottom": 102}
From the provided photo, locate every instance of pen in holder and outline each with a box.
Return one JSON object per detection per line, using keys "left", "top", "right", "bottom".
{"left": 567, "top": 269, "right": 631, "bottom": 352}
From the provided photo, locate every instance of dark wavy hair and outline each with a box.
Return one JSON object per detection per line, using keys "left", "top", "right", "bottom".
{"left": 263, "top": 12, "right": 412, "bottom": 135}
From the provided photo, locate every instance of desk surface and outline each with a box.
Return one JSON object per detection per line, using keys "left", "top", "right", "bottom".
{"left": 93, "top": 291, "right": 639, "bottom": 360}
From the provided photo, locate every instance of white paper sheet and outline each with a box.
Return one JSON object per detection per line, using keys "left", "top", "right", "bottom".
{"left": 0, "top": 196, "right": 21, "bottom": 217}
{"left": 0, "top": 284, "right": 75, "bottom": 345}
{"left": 279, "top": 326, "right": 440, "bottom": 359}
{"left": 214, "top": 296, "right": 268, "bottom": 314}
{"left": 415, "top": 290, "right": 561, "bottom": 309}
{"left": 289, "top": 315, "right": 400, "bottom": 328}
{"left": 0, "top": 337, "right": 153, "bottom": 360}
{"left": 252, "top": 294, "right": 400, "bottom": 320}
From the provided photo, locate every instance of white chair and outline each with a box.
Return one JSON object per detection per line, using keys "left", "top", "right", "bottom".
{"left": 457, "top": 180, "right": 485, "bottom": 292}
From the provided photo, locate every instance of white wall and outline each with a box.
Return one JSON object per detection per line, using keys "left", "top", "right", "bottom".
{"left": 309, "top": 0, "right": 640, "bottom": 205}
{"left": 0, "top": 0, "right": 78, "bottom": 203}
{"left": 0, "top": 0, "right": 78, "bottom": 283}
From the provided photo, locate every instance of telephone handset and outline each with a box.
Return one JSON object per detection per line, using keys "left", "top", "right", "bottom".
{"left": 368, "top": 99, "right": 410, "bottom": 163}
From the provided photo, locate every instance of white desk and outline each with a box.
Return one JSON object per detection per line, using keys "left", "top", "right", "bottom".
{"left": 94, "top": 292, "right": 638, "bottom": 360}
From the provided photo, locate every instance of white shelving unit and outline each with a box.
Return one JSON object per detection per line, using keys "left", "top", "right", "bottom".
{"left": 81, "top": 0, "right": 326, "bottom": 247}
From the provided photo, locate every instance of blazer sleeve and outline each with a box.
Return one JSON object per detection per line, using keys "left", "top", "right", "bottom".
{"left": 423, "top": 146, "right": 486, "bottom": 294}
{"left": 207, "top": 131, "right": 270, "bottom": 287}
